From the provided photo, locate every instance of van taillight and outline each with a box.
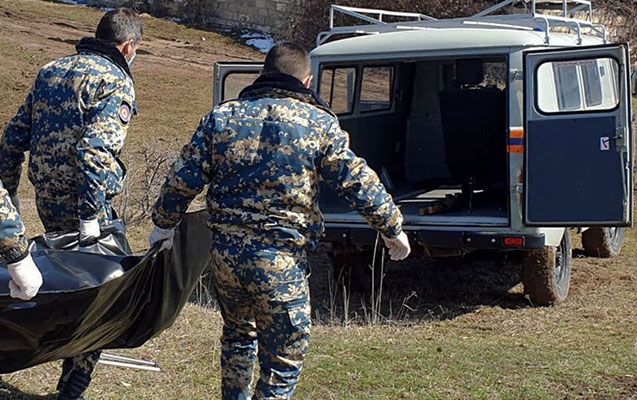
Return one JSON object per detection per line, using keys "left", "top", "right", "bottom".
{"left": 504, "top": 237, "right": 525, "bottom": 247}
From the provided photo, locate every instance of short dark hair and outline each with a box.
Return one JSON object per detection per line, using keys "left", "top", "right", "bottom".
{"left": 262, "top": 43, "right": 311, "bottom": 81}
{"left": 96, "top": 8, "right": 143, "bottom": 45}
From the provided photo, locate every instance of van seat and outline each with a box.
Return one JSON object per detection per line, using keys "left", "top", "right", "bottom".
{"left": 404, "top": 114, "right": 449, "bottom": 183}
{"left": 438, "top": 87, "right": 506, "bottom": 188}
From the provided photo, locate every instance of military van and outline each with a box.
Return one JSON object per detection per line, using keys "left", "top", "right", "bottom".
{"left": 213, "top": 0, "right": 634, "bottom": 305}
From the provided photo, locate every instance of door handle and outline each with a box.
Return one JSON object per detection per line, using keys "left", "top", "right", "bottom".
{"left": 610, "top": 127, "right": 627, "bottom": 148}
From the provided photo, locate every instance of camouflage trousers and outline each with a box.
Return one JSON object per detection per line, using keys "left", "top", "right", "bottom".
{"left": 56, "top": 351, "right": 101, "bottom": 393}
{"left": 211, "top": 233, "right": 312, "bottom": 400}
{"left": 36, "top": 195, "right": 112, "bottom": 393}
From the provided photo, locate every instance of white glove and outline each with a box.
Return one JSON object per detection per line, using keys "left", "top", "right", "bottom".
{"left": 149, "top": 225, "right": 175, "bottom": 251}
{"left": 10, "top": 195, "right": 20, "bottom": 214}
{"left": 382, "top": 231, "right": 411, "bottom": 261}
{"left": 79, "top": 218, "right": 101, "bottom": 243}
{"left": 7, "top": 254, "right": 43, "bottom": 301}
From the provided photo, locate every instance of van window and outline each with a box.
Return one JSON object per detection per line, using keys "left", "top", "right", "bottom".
{"left": 483, "top": 61, "right": 508, "bottom": 89}
{"left": 319, "top": 67, "right": 356, "bottom": 114}
{"left": 222, "top": 72, "right": 260, "bottom": 102}
{"left": 536, "top": 58, "right": 619, "bottom": 113}
{"left": 360, "top": 66, "right": 393, "bottom": 112}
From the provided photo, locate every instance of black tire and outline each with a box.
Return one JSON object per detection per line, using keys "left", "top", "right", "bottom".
{"left": 522, "top": 230, "right": 572, "bottom": 306}
{"left": 582, "top": 227, "right": 625, "bottom": 258}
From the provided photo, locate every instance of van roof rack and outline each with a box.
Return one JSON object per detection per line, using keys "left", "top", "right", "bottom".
{"left": 317, "top": 0, "right": 607, "bottom": 47}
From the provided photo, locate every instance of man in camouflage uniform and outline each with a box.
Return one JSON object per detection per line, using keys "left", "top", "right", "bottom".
{"left": 150, "top": 43, "right": 411, "bottom": 399}
{"left": 0, "top": 180, "right": 42, "bottom": 301}
{"left": 0, "top": 9, "right": 143, "bottom": 400}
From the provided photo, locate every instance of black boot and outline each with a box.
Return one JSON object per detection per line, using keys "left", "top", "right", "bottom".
{"left": 56, "top": 358, "right": 74, "bottom": 392}
{"left": 56, "top": 369, "right": 91, "bottom": 400}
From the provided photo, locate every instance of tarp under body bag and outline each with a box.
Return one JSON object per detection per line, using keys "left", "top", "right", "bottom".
{"left": 0, "top": 210, "right": 211, "bottom": 374}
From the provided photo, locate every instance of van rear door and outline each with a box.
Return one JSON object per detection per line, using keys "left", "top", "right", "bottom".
{"left": 524, "top": 44, "right": 633, "bottom": 227}
{"left": 212, "top": 62, "right": 263, "bottom": 106}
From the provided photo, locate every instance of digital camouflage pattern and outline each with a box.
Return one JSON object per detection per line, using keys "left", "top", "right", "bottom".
{"left": 152, "top": 86, "right": 402, "bottom": 247}
{"left": 152, "top": 74, "right": 403, "bottom": 399}
{"left": 56, "top": 351, "right": 101, "bottom": 398}
{"left": 212, "top": 234, "right": 311, "bottom": 400}
{"left": 0, "top": 180, "right": 28, "bottom": 265}
{"left": 0, "top": 38, "right": 135, "bottom": 230}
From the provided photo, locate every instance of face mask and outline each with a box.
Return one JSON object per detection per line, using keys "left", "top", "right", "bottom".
{"left": 127, "top": 51, "right": 137, "bottom": 67}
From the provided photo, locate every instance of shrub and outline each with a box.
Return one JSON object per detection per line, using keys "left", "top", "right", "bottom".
{"left": 287, "top": 0, "right": 495, "bottom": 47}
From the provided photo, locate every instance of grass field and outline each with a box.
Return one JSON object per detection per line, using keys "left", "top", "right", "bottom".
{"left": 0, "top": 1, "right": 636, "bottom": 399}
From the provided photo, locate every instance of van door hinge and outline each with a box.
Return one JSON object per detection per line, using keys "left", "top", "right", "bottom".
{"left": 510, "top": 69, "right": 523, "bottom": 81}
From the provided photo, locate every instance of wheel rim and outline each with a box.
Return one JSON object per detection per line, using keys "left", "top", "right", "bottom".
{"left": 554, "top": 237, "right": 569, "bottom": 296}
{"left": 609, "top": 227, "right": 621, "bottom": 245}
{"left": 608, "top": 227, "right": 626, "bottom": 254}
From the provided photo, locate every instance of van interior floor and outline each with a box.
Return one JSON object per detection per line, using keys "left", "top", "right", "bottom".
{"left": 323, "top": 188, "right": 509, "bottom": 227}
{"left": 396, "top": 189, "right": 508, "bottom": 226}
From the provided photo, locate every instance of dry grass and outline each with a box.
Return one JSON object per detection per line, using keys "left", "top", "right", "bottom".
{"left": 4, "top": 235, "right": 636, "bottom": 399}
{"left": 0, "top": 1, "right": 636, "bottom": 399}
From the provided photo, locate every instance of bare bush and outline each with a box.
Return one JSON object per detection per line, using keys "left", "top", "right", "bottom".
{"left": 114, "top": 146, "right": 176, "bottom": 226}
{"left": 595, "top": 0, "right": 637, "bottom": 49}
{"left": 287, "top": 0, "right": 493, "bottom": 47}
{"left": 192, "top": 269, "right": 218, "bottom": 308}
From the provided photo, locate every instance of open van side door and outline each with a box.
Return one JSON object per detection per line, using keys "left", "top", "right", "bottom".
{"left": 524, "top": 44, "right": 633, "bottom": 227}
{"left": 213, "top": 62, "right": 263, "bottom": 106}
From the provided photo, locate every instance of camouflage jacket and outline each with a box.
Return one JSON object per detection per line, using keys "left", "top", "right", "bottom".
{"left": 0, "top": 180, "right": 28, "bottom": 265}
{"left": 152, "top": 73, "right": 403, "bottom": 248}
{"left": 0, "top": 37, "right": 136, "bottom": 220}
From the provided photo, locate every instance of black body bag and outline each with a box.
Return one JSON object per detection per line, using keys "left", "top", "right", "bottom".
{"left": 0, "top": 211, "right": 211, "bottom": 374}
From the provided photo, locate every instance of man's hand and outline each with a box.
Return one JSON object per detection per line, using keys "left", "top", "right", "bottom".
{"left": 7, "top": 254, "right": 43, "bottom": 301}
{"left": 149, "top": 225, "right": 175, "bottom": 251}
{"left": 10, "top": 195, "right": 20, "bottom": 214}
{"left": 382, "top": 232, "right": 411, "bottom": 261}
{"left": 79, "top": 218, "right": 101, "bottom": 244}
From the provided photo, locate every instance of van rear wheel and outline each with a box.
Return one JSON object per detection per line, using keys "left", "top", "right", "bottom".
{"left": 582, "top": 227, "right": 625, "bottom": 258}
{"left": 522, "top": 230, "right": 572, "bottom": 306}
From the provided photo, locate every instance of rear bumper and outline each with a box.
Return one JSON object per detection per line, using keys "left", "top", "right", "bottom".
{"left": 323, "top": 226, "right": 546, "bottom": 250}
